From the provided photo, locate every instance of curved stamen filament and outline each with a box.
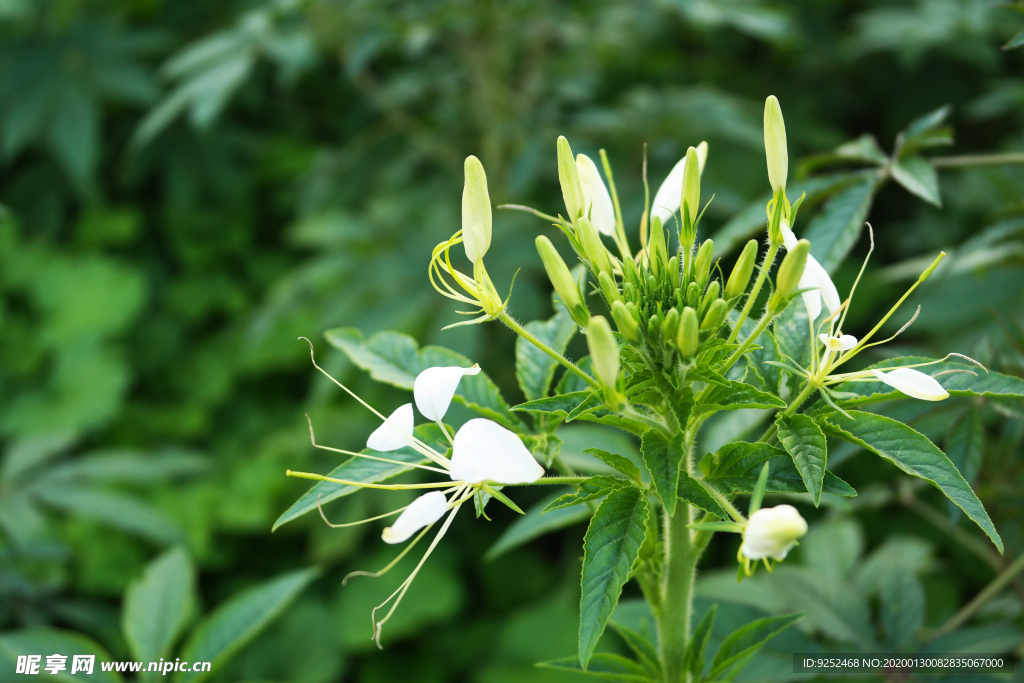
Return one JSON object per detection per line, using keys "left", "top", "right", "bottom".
{"left": 343, "top": 525, "right": 433, "bottom": 586}
{"left": 306, "top": 415, "right": 449, "bottom": 474}
{"left": 286, "top": 470, "right": 455, "bottom": 490}
{"left": 318, "top": 495, "right": 408, "bottom": 529}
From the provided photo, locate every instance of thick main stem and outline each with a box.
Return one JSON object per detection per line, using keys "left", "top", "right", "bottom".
{"left": 661, "top": 502, "right": 696, "bottom": 682}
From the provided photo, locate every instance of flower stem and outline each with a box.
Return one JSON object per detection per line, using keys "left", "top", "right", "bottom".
{"left": 757, "top": 381, "right": 818, "bottom": 443}
{"left": 498, "top": 312, "right": 600, "bottom": 390}
{"left": 727, "top": 243, "right": 780, "bottom": 344}
{"left": 660, "top": 502, "right": 696, "bottom": 682}
{"left": 931, "top": 152, "right": 1024, "bottom": 168}
{"left": 931, "top": 552, "right": 1024, "bottom": 638}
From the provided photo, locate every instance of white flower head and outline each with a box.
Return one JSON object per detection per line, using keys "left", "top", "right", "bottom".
{"left": 871, "top": 367, "right": 949, "bottom": 401}
{"left": 576, "top": 154, "right": 616, "bottom": 237}
{"left": 449, "top": 418, "right": 545, "bottom": 484}
{"left": 414, "top": 365, "right": 481, "bottom": 422}
{"left": 740, "top": 504, "right": 808, "bottom": 561}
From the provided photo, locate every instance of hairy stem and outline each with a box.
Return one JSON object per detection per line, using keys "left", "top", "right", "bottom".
{"left": 727, "top": 243, "right": 780, "bottom": 344}
{"left": 498, "top": 311, "right": 599, "bottom": 389}
{"left": 660, "top": 502, "right": 696, "bottom": 682}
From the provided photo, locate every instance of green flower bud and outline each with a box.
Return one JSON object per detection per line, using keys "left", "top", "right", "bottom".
{"left": 587, "top": 316, "right": 620, "bottom": 390}
{"left": 667, "top": 255, "right": 679, "bottom": 282}
{"left": 557, "top": 136, "right": 585, "bottom": 222}
{"left": 662, "top": 307, "right": 680, "bottom": 344}
{"left": 648, "top": 216, "right": 667, "bottom": 275}
{"left": 685, "top": 281, "right": 700, "bottom": 308}
{"left": 647, "top": 314, "right": 660, "bottom": 346}
{"left": 623, "top": 282, "right": 637, "bottom": 301}
{"left": 579, "top": 217, "right": 612, "bottom": 277}
{"left": 725, "top": 239, "right": 758, "bottom": 299}
{"left": 598, "top": 271, "right": 622, "bottom": 305}
{"left": 764, "top": 96, "right": 788, "bottom": 194}
{"left": 770, "top": 238, "right": 810, "bottom": 310}
{"left": 700, "top": 298, "right": 729, "bottom": 331}
{"left": 462, "top": 156, "right": 491, "bottom": 264}
{"left": 694, "top": 239, "right": 714, "bottom": 286}
{"left": 678, "top": 306, "right": 699, "bottom": 357}
{"left": 536, "top": 235, "right": 588, "bottom": 324}
{"left": 700, "top": 281, "right": 721, "bottom": 317}
{"left": 611, "top": 300, "right": 638, "bottom": 342}
{"left": 682, "top": 145, "right": 702, "bottom": 233}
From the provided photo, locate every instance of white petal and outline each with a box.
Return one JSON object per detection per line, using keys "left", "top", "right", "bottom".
{"left": 651, "top": 156, "right": 687, "bottom": 227}
{"left": 413, "top": 365, "right": 481, "bottom": 422}
{"left": 577, "top": 154, "right": 616, "bottom": 237}
{"left": 797, "top": 262, "right": 821, "bottom": 321}
{"left": 449, "top": 418, "right": 544, "bottom": 484}
{"left": 381, "top": 491, "right": 448, "bottom": 544}
{"left": 694, "top": 141, "right": 708, "bottom": 172}
{"left": 871, "top": 368, "right": 949, "bottom": 401}
{"left": 818, "top": 333, "right": 858, "bottom": 351}
{"left": 780, "top": 219, "right": 798, "bottom": 250}
{"left": 740, "top": 504, "right": 808, "bottom": 561}
{"left": 808, "top": 256, "right": 841, "bottom": 315}
{"left": 367, "top": 403, "right": 415, "bottom": 452}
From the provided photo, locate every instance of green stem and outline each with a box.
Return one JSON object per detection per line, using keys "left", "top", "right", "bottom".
{"left": 507, "top": 476, "right": 587, "bottom": 486}
{"left": 498, "top": 312, "right": 599, "bottom": 390}
{"left": 660, "top": 502, "right": 696, "bottom": 682}
{"left": 727, "top": 243, "right": 780, "bottom": 344}
{"left": 931, "top": 552, "right": 1024, "bottom": 637}
{"left": 931, "top": 152, "right": 1024, "bottom": 168}
{"left": 496, "top": 204, "right": 561, "bottom": 224}
{"left": 757, "top": 381, "right": 818, "bottom": 443}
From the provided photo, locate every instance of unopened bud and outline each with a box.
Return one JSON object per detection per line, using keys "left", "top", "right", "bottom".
{"left": 682, "top": 146, "right": 702, "bottom": 234}
{"left": 770, "top": 239, "right": 809, "bottom": 310}
{"left": 662, "top": 308, "right": 680, "bottom": 344}
{"left": 764, "top": 96, "right": 788, "bottom": 194}
{"left": 740, "top": 504, "right": 807, "bottom": 561}
{"left": 725, "top": 239, "right": 758, "bottom": 299}
{"left": 694, "top": 239, "right": 714, "bottom": 285}
{"left": 537, "top": 235, "right": 588, "bottom": 324}
{"left": 700, "top": 298, "right": 728, "bottom": 331}
{"left": 648, "top": 216, "right": 668, "bottom": 276}
{"left": 647, "top": 315, "right": 660, "bottom": 347}
{"left": 611, "top": 300, "right": 638, "bottom": 342}
{"left": 462, "top": 156, "right": 491, "bottom": 263}
{"left": 579, "top": 217, "right": 612, "bottom": 277}
{"left": 587, "top": 316, "right": 620, "bottom": 390}
{"left": 685, "top": 281, "right": 700, "bottom": 308}
{"left": 678, "top": 307, "right": 699, "bottom": 357}
{"left": 700, "top": 281, "right": 721, "bottom": 317}
{"left": 598, "top": 271, "right": 622, "bottom": 305}
{"left": 557, "top": 136, "right": 585, "bottom": 222}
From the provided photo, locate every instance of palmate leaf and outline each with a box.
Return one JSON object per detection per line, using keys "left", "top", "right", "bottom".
{"left": 324, "top": 327, "right": 522, "bottom": 430}
{"left": 890, "top": 155, "right": 941, "bottom": 207}
{"left": 640, "top": 431, "right": 684, "bottom": 515}
{"left": 694, "top": 380, "right": 786, "bottom": 417}
{"left": 698, "top": 442, "right": 855, "bottom": 498}
{"left": 513, "top": 391, "right": 648, "bottom": 434}
{"left": 272, "top": 423, "right": 447, "bottom": 531}
{"left": 516, "top": 301, "right": 577, "bottom": 402}
{"left": 579, "top": 487, "right": 650, "bottom": 670}
{"left": 818, "top": 411, "right": 1002, "bottom": 553}
{"left": 707, "top": 613, "right": 803, "bottom": 682}
{"left": 775, "top": 414, "right": 827, "bottom": 506}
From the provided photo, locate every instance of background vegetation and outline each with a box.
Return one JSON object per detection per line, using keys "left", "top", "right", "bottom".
{"left": 1, "top": 0, "right": 1023, "bottom": 681}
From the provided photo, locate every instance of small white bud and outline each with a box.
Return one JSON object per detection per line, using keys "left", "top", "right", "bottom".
{"left": 740, "top": 504, "right": 808, "bottom": 561}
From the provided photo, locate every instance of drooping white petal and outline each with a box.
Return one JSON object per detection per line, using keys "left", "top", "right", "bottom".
{"left": 780, "top": 219, "right": 799, "bottom": 250}
{"left": 367, "top": 403, "right": 415, "bottom": 452}
{"left": 796, "top": 260, "right": 821, "bottom": 320}
{"left": 818, "top": 333, "right": 857, "bottom": 351}
{"left": 576, "top": 154, "right": 616, "bottom": 237}
{"left": 871, "top": 368, "right": 949, "bottom": 401}
{"left": 381, "top": 491, "right": 449, "bottom": 544}
{"left": 449, "top": 418, "right": 544, "bottom": 484}
{"left": 413, "top": 365, "right": 481, "bottom": 422}
{"left": 781, "top": 219, "right": 839, "bottom": 320}
{"left": 740, "top": 504, "right": 807, "bottom": 561}
{"left": 808, "top": 256, "right": 841, "bottom": 315}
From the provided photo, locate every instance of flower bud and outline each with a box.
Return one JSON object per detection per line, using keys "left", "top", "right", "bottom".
{"left": 598, "top": 271, "right": 622, "bottom": 305}
{"left": 557, "top": 136, "right": 585, "bottom": 222}
{"left": 694, "top": 239, "right": 714, "bottom": 285}
{"left": 725, "top": 239, "right": 758, "bottom": 299}
{"left": 462, "top": 155, "right": 492, "bottom": 264}
{"left": 576, "top": 153, "right": 616, "bottom": 237}
{"left": 700, "top": 281, "right": 720, "bottom": 317}
{"left": 678, "top": 306, "right": 699, "bottom": 357}
{"left": 770, "top": 239, "right": 810, "bottom": 311}
{"left": 700, "top": 298, "right": 728, "bottom": 331}
{"left": 763, "top": 95, "right": 788, "bottom": 194}
{"left": 579, "top": 217, "right": 612, "bottom": 278}
{"left": 682, "top": 145, "right": 702, "bottom": 232}
{"left": 740, "top": 504, "right": 807, "bottom": 561}
{"left": 685, "top": 281, "right": 700, "bottom": 308}
{"left": 648, "top": 216, "right": 667, "bottom": 275}
{"left": 662, "top": 307, "right": 680, "bottom": 344}
{"left": 611, "top": 300, "right": 638, "bottom": 342}
{"left": 587, "top": 316, "right": 620, "bottom": 390}
{"left": 536, "top": 235, "right": 588, "bottom": 324}
{"left": 647, "top": 315, "right": 660, "bottom": 346}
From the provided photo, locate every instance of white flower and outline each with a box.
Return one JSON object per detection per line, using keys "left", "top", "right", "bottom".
{"left": 651, "top": 141, "right": 708, "bottom": 227}
{"left": 576, "top": 154, "right": 616, "bottom": 237}
{"left": 818, "top": 333, "right": 857, "bottom": 352}
{"left": 449, "top": 418, "right": 545, "bottom": 484}
{"left": 871, "top": 367, "right": 949, "bottom": 401}
{"left": 740, "top": 504, "right": 808, "bottom": 561}
{"left": 781, "top": 219, "right": 839, "bottom": 320}
{"left": 366, "top": 404, "right": 415, "bottom": 452}
{"left": 414, "top": 365, "right": 481, "bottom": 422}
{"left": 382, "top": 491, "right": 449, "bottom": 544}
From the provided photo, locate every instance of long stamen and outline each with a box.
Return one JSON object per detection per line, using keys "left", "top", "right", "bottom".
{"left": 306, "top": 416, "right": 449, "bottom": 474}
{"left": 343, "top": 525, "right": 433, "bottom": 586}
{"left": 286, "top": 470, "right": 455, "bottom": 490}
{"left": 836, "top": 223, "right": 874, "bottom": 333}
{"left": 318, "top": 494, "right": 408, "bottom": 529}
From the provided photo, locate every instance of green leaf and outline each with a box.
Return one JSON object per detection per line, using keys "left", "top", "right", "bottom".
{"left": 544, "top": 476, "right": 632, "bottom": 512}
{"left": 1003, "top": 28, "right": 1024, "bottom": 50}
{"left": 775, "top": 414, "right": 828, "bottom": 506}
{"left": 538, "top": 653, "right": 656, "bottom": 681}
{"left": 685, "top": 604, "right": 717, "bottom": 680}
{"left": 584, "top": 448, "right": 643, "bottom": 483}
{"left": 516, "top": 302, "right": 577, "bottom": 401}
{"left": 707, "top": 613, "right": 803, "bottom": 682}
{"left": 514, "top": 391, "right": 645, "bottom": 434}
{"left": 890, "top": 155, "right": 941, "bottom": 207}
{"left": 608, "top": 622, "right": 661, "bottom": 676}
{"left": 641, "top": 431, "right": 684, "bottom": 515}
{"left": 325, "top": 327, "right": 521, "bottom": 429}
{"left": 677, "top": 472, "right": 730, "bottom": 520}
{"left": 879, "top": 569, "right": 925, "bottom": 649}
{"left": 748, "top": 462, "right": 770, "bottom": 515}
{"left": 485, "top": 492, "right": 593, "bottom": 561}
{"left": 123, "top": 547, "right": 196, "bottom": 675}
{"left": 699, "top": 441, "right": 856, "bottom": 498}
{"left": 579, "top": 487, "right": 650, "bottom": 670}
{"left": 32, "top": 488, "right": 181, "bottom": 544}
{"left": 797, "top": 135, "right": 888, "bottom": 175}
{"left": 819, "top": 411, "right": 1002, "bottom": 553}
{"left": 695, "top": 380, "right": 786, "bottom": 417}
{"left": 944, "top": 408, "right": 984, "bottom": 524}
{"left": 801, "top": 178, "right": 876, "bottom": 272}
{"left": 272, "top": 423, "right": 446, "bottom": 530}
{"left": 0, "top": 628, "right": 122, "bottom": 682}
{"left": 175, "top": 568, "right": 318, "bottom": 683}
{"left": 514, "top": 391, "right": 592, "bottom": 417}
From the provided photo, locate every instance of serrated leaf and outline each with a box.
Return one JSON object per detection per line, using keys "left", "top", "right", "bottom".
{"left": 123, "top": 548, "right": 196, "bottom": 676}
{"left": 175, "top": 568, "right": 318, "bottom": 683}
{"left": 677, "top": 472, "right": 731, "bottom": 520}
{"left": 538, "top": 653, "right": 656, "bottom": 681}
{"left": 272, "top": 423, "right": 447, "bottom": 530}
{"left": 609, "top": 622, "right": 661, "bottom": 676}
{"left": 695, "top": 380, "right": 786, "bottom": 417}
{"left": 516, "top": 303, "right": 577, "bottom": 401}
{"left": 641, "top": 431, "right": 684, "bottom": 515}
{"left": 584, "top": 448, "right": 643, "bottom": 483}
{"left": 699, "top": 442, "right": 855, "bottom": 498}
{"left": 891, "top": 155, "right": 941, "bottom": 207}
{"left": 514, "top": 391, "right": 646, "bottom": 434}
{"left": 944, "top": 408, "right": 984, "bottom": 524}
{"left": 544, "top": 476, "right": 630, "bottom": 512}
{"left": 775, "top": 414, "right": 827, "bottom": 506}
{"left": 685, "top": 604, "right": 717, "bottom": 679}
{"left": 486, "top": 492, "right": 593, "bottom": 561}
{"left": 708, "top": 613, "right": 803, "bottom": 681}
{"left": 579, "top": 487, "right": 649, "bottom": 669}
{"left": 801, "top": 178, "right": 877, "bottom": 273}
{"left": 820, "top": 411, "right": 1002, "bottom": 553}
{"left": 324, "top": 327, "right": 521, "bottom": 429}
{"left": 0, "top": 628, "right": 122, "bottom": 682}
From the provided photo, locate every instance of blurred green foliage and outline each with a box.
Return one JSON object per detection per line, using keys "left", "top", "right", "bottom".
{"left": 1, "top": 0, "right": 1023, "bottom": 680}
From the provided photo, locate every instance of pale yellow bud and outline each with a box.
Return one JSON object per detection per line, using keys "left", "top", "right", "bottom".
{"left": 763, "top": 96, "right": 788, "bottom": 194}
{"left": 462, "top": 156, "right": 491, "bottom": 263}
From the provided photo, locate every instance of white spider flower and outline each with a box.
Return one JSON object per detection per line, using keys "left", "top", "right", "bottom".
{"left": 651, "top": 141, "right": 708, "bottom": 228}
{"left": 780, "top": 219, "right": 839, "bottom": 321}
{"left": 740, "top": 505, "right": 807, "bottom": 562}
{"left": 290, "top": 342, "right": 545, "bottom": 648}
{"left": 870, "top": 367, "right": 949, "bottom": 401}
